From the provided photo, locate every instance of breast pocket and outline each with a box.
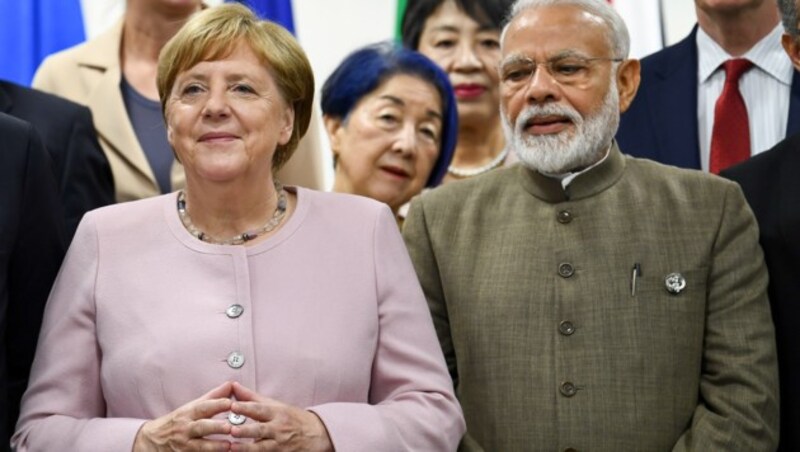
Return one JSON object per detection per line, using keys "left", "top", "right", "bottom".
{"left": 633, "top": 267, "right": 708, "bottom": 354}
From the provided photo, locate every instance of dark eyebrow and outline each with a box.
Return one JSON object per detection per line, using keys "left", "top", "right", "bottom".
{"left": 378, "top": 95, "right": 442, "bottom": 121}
{"left": 428, "top": 24, "right": 498, "bottom": 35}
{"left": 428, "top": 25, "right": 460, "bottom": 34}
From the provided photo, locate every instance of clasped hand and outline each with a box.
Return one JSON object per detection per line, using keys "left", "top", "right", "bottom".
{"left": 133, "top": 381, "right": 333, "bottom": 451}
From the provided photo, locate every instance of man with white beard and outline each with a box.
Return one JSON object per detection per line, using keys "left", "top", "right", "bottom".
{"left": 402, "top": 0, "right": 780, "bottom": 450}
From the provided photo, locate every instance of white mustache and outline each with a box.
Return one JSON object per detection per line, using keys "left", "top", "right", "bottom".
{"left": 515, "top": 104, "right": 583, "bottom": 131}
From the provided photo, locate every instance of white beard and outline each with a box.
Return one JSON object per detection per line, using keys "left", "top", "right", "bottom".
{"left": 503, "top": 78, "right": 620, "bottom": 174}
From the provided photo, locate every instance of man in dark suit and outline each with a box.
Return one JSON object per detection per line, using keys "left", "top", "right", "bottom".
{"left": 722, "top": 2, "right": 800, "bottom": 449}
{"left": 617, "top": 0, "right": 800, "bottom": 170}
{"left": 0, "top": 113, "right": 66, "bottom": 451}
{"left": 0, "top": 80, "right": 114, "bottom": 241}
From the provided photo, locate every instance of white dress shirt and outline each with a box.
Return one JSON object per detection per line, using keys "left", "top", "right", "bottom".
{"left": 697, "top": 24, "right": 793, "bottom": 172}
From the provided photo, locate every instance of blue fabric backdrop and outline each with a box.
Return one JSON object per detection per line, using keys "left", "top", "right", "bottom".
{"left": 232, "top": 0, "right": 294, "bottom": 34}
{"left": 0, "top": 0, "right": 295, "bottom": 86}
{"left": 0, "top": 0, "right": 85, "bottom": 85}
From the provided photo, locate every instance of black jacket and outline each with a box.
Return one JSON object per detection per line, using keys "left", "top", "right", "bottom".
{"left": 0, "top": 80, "right": 113, "bottom": 242}
{"left": 722, "top": 133, "right": 800, "bottom": 452}
{"left": 0, "top": 113, "right": 66, "bottom": 451}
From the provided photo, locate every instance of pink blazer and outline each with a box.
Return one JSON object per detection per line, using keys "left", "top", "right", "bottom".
{"left": 13, "top": 188, "right": 464, "bottom": 451}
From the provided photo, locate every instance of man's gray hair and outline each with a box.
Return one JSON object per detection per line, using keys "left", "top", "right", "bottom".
{"left": 778, "top": 0, "right": 799, "bottom": 37}
{"left": 502, "top": 0, "right": 630, "bottom": 58}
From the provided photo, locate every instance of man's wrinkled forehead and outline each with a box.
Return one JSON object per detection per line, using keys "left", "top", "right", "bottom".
{"left": 501, "top": 5, "right": 612, "bottom": 58}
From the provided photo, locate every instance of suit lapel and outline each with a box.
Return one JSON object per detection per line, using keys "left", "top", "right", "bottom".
{"left": 78, "top": 21, "right": 157, "bottom": 187}
{"left": 778, "top": 133, "right": 800, "bottom": 251}
{"left": 786, "top": 70, "right": 800, "bottom": 137}
{"left": 644, "top": 28, "right": 701, "bottom": 168}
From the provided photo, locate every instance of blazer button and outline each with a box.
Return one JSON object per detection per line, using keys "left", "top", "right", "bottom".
{"left": 226, "top": 304, "right": 244, "bottom": 319}
{"left": 560, "top": 381, "right": 577, "bottom": 397}
{"left": 563, "top": 448, "right": 578, "bottom": 452}
{"left": 228, "top": 412, "right": 247, "bottom": 425}
{"left": 558, "top": 263, "right": 575, "bottom": 278}
{"left": 559, "top": 320, "right": 575, "bottom": 336}
{"left": 557, "top": 210, "right": 573, "bottom": 224}
{"left": 227, "top": 351, "right": 245, "bottom": 369}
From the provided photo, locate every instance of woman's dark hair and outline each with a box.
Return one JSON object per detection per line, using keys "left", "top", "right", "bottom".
{"left": 401, "top": 0, "right": 515, "bottom": 50}
{"left": 321, "top": 42, "right": 458, "bottom": 187}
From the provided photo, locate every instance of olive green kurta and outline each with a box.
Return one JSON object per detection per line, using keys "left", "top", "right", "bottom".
{"left": 403, "top": 144, "right": 779, "bottom": 451}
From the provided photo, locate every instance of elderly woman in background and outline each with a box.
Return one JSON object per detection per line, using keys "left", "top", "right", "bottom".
{"left": 401, "top": 0, "right": 515, "bottom": 183}
{"left": 13, "top": 5, "right": 464, "bottom": 451}
{"left": 322, "top": 43, "right": 457, "bottom": 219}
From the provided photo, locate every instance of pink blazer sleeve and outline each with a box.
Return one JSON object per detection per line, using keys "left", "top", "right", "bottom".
{"left": 12, "top": 214, "right": 145, "bottom": 452}
{"left": 308, "top": 207, "right": 465, "bottom": 451}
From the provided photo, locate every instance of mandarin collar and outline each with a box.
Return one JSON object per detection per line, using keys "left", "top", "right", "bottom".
{"left": 517, "top": 141, "right": 626, "bottom": 203}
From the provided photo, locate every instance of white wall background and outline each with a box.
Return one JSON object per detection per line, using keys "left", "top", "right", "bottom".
{"left": 663, "top": 0, "right": 697, "bottom": 45}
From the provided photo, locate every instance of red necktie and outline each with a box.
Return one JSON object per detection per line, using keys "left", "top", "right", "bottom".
{"left": 709, "top": 59, "right": 754, "bottom": 174}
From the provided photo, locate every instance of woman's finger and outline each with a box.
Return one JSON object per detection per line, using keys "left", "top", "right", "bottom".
{"left": 230, "top": 420, "right": 275, "bottom": 440}
{"left": 230, "top": 438, "right": 280, "bottom": 452}
{"left": 198, "top": 381, "right": 234, "bottom": 401}
{"left": 231, "top": 381, "right": 268, "bottom": 403}
{"left": 187, "top": 418, "right": 233, "bottom": 438}
{"left": 231, "top": 400, "right": 276, "bottom": 423}
{"left": 185, "top": 437, "right": 232, "bottom": 452}
{"left": 188, "top": 397, "right": 233, "bottom": 421}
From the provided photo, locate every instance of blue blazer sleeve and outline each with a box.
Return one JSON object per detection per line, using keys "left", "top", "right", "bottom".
{"left": 616, "top": 28, "right": 701, "bottom": 169}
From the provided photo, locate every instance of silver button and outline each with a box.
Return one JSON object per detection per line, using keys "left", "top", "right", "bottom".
{"left": 226, "top": 304, "right": 244, "bottom": 319}
{"left": 228, "top": 412, "right": 246, "bottom": 425}
{"left": 227, "top": 351, "right": 245, "bottom": 369}
{"left": 664, "top": 272, "right": 686, "bottom": 295}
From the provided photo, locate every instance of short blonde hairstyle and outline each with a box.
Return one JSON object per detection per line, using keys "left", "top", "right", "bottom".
{"left": 157, "top": 3, "right": 314, "bottom": 171}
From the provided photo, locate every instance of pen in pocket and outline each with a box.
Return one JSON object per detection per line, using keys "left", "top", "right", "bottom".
{"left": 631, "top": 263, "right": 642, "bottom": 297}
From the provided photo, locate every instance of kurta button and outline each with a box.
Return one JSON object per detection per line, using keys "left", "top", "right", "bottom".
{"left": 560, "top": 381, "right": 577, "bottom": 397}
{"left": 558, "top": 263, "right": 575, "bottom": 278}
{"left": 557, "top": 210, "right": 573, "bottom": 224}
{"left": 226, "top": 304, "right": 244, "bottom": 319}
{"left": 559, "top": 320, "right": 575, "bottom": 336}
{"left": 227, "top": 351, "right": 245, "bottom": 369}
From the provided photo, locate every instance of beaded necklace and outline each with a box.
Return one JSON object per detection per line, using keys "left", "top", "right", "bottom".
{"left": 447, "top": 147, "right": 510, "bottom": 178}
{"left": 177, "top": 181, "right": 287, "bottom": 245}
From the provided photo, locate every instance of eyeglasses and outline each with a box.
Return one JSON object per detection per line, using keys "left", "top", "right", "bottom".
{"left": 499, "top": 54, "right": 623, "bottom": 88}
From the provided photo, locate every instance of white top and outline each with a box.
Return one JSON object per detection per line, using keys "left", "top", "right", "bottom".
{"left": 696, "top": 23, "right": 793, "bottom": 172}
